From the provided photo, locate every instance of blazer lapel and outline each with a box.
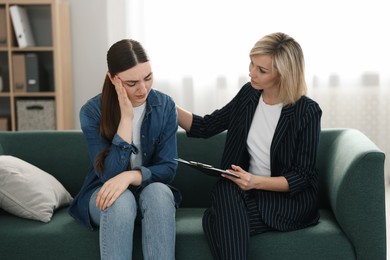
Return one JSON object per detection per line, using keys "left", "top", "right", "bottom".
{"left": 244, "top": 90, "right": 261, "bottom": 133}
{"left": 226, "top": 88, "right": 260, "bottom": 170}
{"left": 271, "top": 103, "right": 295, "bottom": 154}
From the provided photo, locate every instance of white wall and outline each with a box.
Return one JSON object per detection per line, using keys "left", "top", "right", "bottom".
{"left": 66, "top": 1, "right": 390, "bottom": 179}
{"left": 67, "top": 0, "right": 128, "bottom": 129}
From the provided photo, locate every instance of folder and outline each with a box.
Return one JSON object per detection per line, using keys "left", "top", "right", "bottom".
{"left": 12, "top": 53, "right": 27, "bottom": 92}
{"left": 0, "top": 65, "right": 3, "bottom": 92}
{"left": 0, "top": 75, "right": 3, "bottom": 92}
{"left": 10, "top": 5, "right": 36, "bottom": 48}
{"left": 25, "top": 53, "right": 41, "bottom": 92}
{"left": 0, "top": 8, "right": 6, "bottom": 46}
{"left": 0, "top": 117, "right": 9, "bottom": 131}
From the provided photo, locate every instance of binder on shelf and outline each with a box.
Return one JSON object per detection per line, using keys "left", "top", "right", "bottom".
{"left": 10, "top": 5, "right": 36, "bottom": 48}
{"left": 0, "top": 117, "right": 9, "bottom": 131}
{"left": 12, "top": 53, "right": 27, "bottom": 92}
{"left": 25, "top": 53, "right": 42, "bottom": 92}
{"left": 0, "top": 8, "right": 6, "bottom": 46}
{"left": 0, "top": 65, "right": 3, "bottom": 92}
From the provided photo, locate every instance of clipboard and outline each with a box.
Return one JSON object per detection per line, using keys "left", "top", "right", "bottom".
{"left": 175, "top": 158, "right": 240, "bottom": 178}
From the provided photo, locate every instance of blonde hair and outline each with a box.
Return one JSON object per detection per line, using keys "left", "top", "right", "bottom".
{"left": 250, "top": 32, "right": 307, "bottom": 105}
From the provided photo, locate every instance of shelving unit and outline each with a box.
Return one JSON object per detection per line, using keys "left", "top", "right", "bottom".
{"left": 0, "top": 0, "right": 73, "bottom": 131}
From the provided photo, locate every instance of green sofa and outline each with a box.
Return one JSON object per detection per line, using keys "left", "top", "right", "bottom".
{"left": 0, "top": 128, "right": 386, "bottom": 260}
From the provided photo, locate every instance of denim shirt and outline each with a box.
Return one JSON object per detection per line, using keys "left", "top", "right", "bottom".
{"left": 68, "top": 89, "right": 181, "bottom": 230}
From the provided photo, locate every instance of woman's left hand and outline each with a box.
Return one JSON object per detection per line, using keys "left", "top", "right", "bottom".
{"left": 222, "top": 165, "right": 290, "bottom": 192}
{"left": 96, "top": 170, "right": 141, "bottom": 210}
{"left": 222, "top": 165, "right": 255, "bottom": 190}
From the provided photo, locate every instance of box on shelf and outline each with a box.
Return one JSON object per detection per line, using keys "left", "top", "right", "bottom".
{"left": 16, "top": 99, "right": 55, "bottom": 130}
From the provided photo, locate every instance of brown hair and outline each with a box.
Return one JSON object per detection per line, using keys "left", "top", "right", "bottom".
{"left": 95, "top": 39, "right": 149, "bottom": 172}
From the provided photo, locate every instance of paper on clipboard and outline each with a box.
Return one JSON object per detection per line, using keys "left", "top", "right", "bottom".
{"left": 175, "top": 158, "right": 240, "bottom": 178}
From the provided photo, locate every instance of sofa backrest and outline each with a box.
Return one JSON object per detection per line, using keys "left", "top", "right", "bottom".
{"left": 0, "top": 129, "right": 384, "bottom": 210}
{"left": 174, "top": 131, "right": 224, "bottom": 207}
{"left": 0, "top": 130, "right": 225, "bottom": 203}
{"left": 0, "top": 131, "right": 89, "bottom": 197}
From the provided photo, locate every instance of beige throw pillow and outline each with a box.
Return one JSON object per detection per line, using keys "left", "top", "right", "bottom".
{"left": 0, "top": 155, "right": 73, "bottom": 223}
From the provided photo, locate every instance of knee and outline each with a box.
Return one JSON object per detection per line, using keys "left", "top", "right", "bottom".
{"left": 103, "top": 189, "right": 137, "bottom": 220}
{"left": 139, "top": 183, "right": 175, "bottom": 211}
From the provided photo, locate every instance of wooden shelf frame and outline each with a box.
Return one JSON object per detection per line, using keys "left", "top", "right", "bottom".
{"left": 0, "top": 0, "right": 73, "bottom": 131}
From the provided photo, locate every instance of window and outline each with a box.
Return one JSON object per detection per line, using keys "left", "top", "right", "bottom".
{"left": 126, "top": 0, "right": 390, "bottom": 178}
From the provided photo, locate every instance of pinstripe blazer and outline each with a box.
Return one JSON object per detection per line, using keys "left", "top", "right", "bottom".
{"left": 188, "top": 82, "right": 322, "bottom": 231}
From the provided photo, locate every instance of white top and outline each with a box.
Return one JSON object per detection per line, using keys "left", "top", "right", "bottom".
{"left": 130, "top": 103, "right": 146, "bottom": 169}
{"left": 247, "top": 95, "right": 283, "bottom": 176}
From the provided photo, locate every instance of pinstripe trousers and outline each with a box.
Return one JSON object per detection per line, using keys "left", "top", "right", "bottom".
{"left": 202, "top": 178, "right": 274, "bottom": 260}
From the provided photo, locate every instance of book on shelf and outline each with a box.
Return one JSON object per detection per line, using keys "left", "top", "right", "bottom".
{"left": 0, "top": 64, "right": 3, "bottom": 92}
{"left": 175, "top": 158, "right": 240, "bottom": 178}
{"left": 0, "top": 7, "right": 6, "bottom": 46}
{"left": 10, "top": 5, "right": 36, "bottom": 48}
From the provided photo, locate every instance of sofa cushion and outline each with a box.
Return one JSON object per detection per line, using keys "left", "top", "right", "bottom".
{"left": 0, "top": 155, "right": 73, "bottom": 223}
{"left": 0, "top": 207, "right": 357, "bottom": 260}
{"left": 0, "top": 208, "right": 100, "bottom": 259}
{"left": 175, "top": 208, "right": 355, "bottom": 260}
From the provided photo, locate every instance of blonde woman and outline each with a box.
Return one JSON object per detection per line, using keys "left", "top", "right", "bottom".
{"left": 177, "top": 32, "right": 322, "bottom": 260}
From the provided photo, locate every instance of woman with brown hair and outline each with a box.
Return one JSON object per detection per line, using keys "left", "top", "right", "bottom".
{"left": 69, "top": 39, "right": 180, "bottom": 260}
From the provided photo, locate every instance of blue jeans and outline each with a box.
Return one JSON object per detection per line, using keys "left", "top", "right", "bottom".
{"left": 89, "top": 182, "right": 176, "bottom": 260}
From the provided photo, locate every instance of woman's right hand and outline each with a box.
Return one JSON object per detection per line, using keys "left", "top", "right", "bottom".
{"left": 113, "top": 76, "right": 134, "bottom": 120}
{"left": 96, "top": 170, "right": 142, "bottom": 210}
{"left": 112, "top": 75, "right": 133, "bottom": 144}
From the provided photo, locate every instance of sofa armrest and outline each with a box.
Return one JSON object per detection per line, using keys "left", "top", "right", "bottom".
{"left": 318, "top": 128, "right": 386, "bottom": 260}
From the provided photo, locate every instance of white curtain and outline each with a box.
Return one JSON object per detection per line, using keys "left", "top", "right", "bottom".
{"left": 126, "top": 0, "right": 390, "bottom": 179}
